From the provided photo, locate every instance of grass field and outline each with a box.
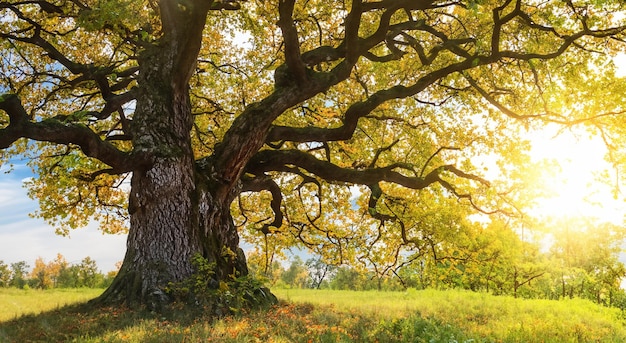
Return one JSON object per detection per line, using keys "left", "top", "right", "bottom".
{"left": 1, "top": 287, "right": 625, "bottom": 342}
{"left": 0, "top": 288, "right": 104, "bottom": 322}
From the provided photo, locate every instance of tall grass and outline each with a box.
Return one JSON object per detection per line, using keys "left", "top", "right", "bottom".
{"left": 274, "top": 288, "right": 626, "bottom": 342}
{"left": 1, "top": 287, "right": 625, "bottom": 342}
{"left": 0, "top": 288, "right": 103, "bottom": 321}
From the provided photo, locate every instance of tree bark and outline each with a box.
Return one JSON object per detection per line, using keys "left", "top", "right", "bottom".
{"left": 93, "top": 36, "right": 267, "bottom": 310}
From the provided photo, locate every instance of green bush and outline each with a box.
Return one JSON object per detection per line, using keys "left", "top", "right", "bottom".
{"left": 165, "top": 254, "right": 276, "bottom": 316}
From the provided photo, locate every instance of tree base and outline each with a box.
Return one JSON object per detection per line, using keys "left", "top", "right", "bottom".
{"left": 173, "top": 286, "right": 278, "bottom": 318}
{"left": 90, "top": 255, "right": 278, "bottom": 316}
{"left": 92, "top": 280, "right": 277, "bottom": 317}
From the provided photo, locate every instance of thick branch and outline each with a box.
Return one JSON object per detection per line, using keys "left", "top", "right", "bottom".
{"left": 464, "top": 75, "right": 542, "bottom": 120}
{"left": 491, "top": 0, "right": 519, "bottom": 57}
{"left": 241, "top": 174, "right": 284, "bottom": 232}
{"left": 211, "top": 66, "right": 349, "bottom": 195}
{"left": 247, "top": 149, "right": 496, "bottom": 219}
{"left": 158, "top": 0, "right": 213, "bottom": 89}
{"left": 277, "top": 0, "right": 308, "bottom": 85}
{"left": 0, "top": 94, "right": 142, "bottom": 173}
{"left": 267, "top": 57, "right": 483, "bottom": 143}
{"left": 268, "top": 11, "right": 626, "bottom": 145}
{"left": 343, "top": 0, "right": 363, "bottom": 64}
{"left": 94, "top": 88, "right": 138, "bottom": 120}
{"left": 1, "top": 33, "right": 84, "bottom": 76}
{"left": 1, "top": 18, "right": 139, "bottom": 112}
{"left": 247, "top": 149, "right": 489, "bottom": 191}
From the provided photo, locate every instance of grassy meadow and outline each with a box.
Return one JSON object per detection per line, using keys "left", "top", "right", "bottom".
{"left": 1, "top": 287, "right": 625, "bottom": 342}
{"left": 0, "top": 288, "right": 104, "bottom": 322}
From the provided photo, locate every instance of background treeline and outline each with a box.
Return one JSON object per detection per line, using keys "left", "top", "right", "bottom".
{"left": 2, "top": 218, "right": 624, "bottom": 311}
{"left": 0, "top": 254, "right": 117, "bottom": 289}
{"left": 248, "top": 218, "right": 626, "bottom": 309}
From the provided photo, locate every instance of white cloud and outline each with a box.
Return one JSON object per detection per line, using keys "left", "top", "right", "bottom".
{"left": 0, "top": 218, "right": 127, "bottom": 273}
{"left": 0, "top": 170, "right": 127, "bottom": 273}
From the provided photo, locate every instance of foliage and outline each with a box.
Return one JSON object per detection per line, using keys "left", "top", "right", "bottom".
{"left": 165, "top": 254, "right": 276, "bottom": 316}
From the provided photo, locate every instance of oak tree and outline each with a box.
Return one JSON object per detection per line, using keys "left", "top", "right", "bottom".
{"left": 1, "top": 0, "right": 625, "bottom": 309}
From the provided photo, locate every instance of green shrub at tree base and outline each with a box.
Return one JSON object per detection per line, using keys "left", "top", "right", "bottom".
{"left": 165, "top": 254, "right": 277, "bottom": 316}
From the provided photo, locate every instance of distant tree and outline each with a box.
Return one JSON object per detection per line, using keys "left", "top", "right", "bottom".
{"left": 0, "top": 261, "right": 10, "bottom": 287}
{"left": 330, "top": 267, "right": 363, "bottom": 291}
{"left": 77, "top": 257, "right": 100, "bottom": 288}
{"left": 57, "top": 264, "right": 80, "bottom": 288}
{"left": 9, "top": 261, "right": 29, "bottom": 289}
{"left": 30, "top": 257, "right": 53, "bottom": 289}
{"left": 29, "top": 254, "right": 69, "bottom": 289}
{"left": 49, "top": 253, "right": 68, "bottom": 287}
{"left": 281, "top": 256, "right": 309, "bottom": 288}
{"left": 245, "top": 248, "right": 285, "bottom": 285}
{"left": 548, "top": 219, "right": 626, "bottom": 304}
{"left": 305, "top": 258, "right": 335, "bottom": 289}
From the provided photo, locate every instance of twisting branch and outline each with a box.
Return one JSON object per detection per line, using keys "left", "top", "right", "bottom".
{"left": 246, "top": 149, "right": 500, "bottom": 217}
{"left": 92, "top": 88, "right": 138, "bottom": 120}
{"left": 277, "top": 0, "right": 308, "bottom": 85}
{"left": 0, "top": 94, "right": 145, "bottom": 173}
{"left": 491, "top": 0, "right": 520, "bottom": 57}
{"left": 369, "top": 139, "right": 399, "bottom": 169}
{"left": 419, "top": 146, "right": 461, "bottom": 178}
{"left": 465, "top": 73, "right": 626, "bottom": 126}
{"left": 247, "top": 149, "right": 490, "bottom": 193}
{"left": 267, "top": 56, "right": 485, "bottom": 144}
{"left": 241, "top": 174, "right": 284, "bottom": 234}
{"left": 1, "top": 26, "right": 108, "bottom": 77}
{"left": 464, "top": 73, "right": 543, "bottom": 121}
{"left": 367, "top": 183, "right": 396, "bottom": 222}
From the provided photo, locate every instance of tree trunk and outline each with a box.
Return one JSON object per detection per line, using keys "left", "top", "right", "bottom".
{"left": 96, "top": 163, "right": 254, "bottom": 310}
{"left": 93, "top": 39, "right": 273, "bottom": 311}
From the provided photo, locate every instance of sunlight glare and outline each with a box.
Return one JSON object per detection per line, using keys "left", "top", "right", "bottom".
{"left": 526, "top": 125, "right": 623, "bottom": 224}
{"left": 614, "top": 53, "right": 626, "bottom": 77}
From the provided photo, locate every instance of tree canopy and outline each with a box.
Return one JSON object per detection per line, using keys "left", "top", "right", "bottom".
{"left": 1, "top": 0, "right": 625, "bottom": 309}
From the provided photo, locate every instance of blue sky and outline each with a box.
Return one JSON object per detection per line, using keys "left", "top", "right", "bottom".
{"left": 0, "top": 163, "right": 127, "bottom": 273}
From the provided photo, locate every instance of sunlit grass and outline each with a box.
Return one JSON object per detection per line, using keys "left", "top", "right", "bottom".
{"left": 1, "top": 288, "right": 625, "bottom": 342}
{"left": 274, "top": 288, "right": 626, "bottom": 342}
{"left": 0, "top": 288, "right": 103, "bottom": 321}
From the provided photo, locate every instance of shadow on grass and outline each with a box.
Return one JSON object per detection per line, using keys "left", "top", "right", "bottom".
{"left": 0, "top": 300, "right": 323, "bottom": 343}
{"left": 0, "top": 301, "right": 196, "bottom": 343}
